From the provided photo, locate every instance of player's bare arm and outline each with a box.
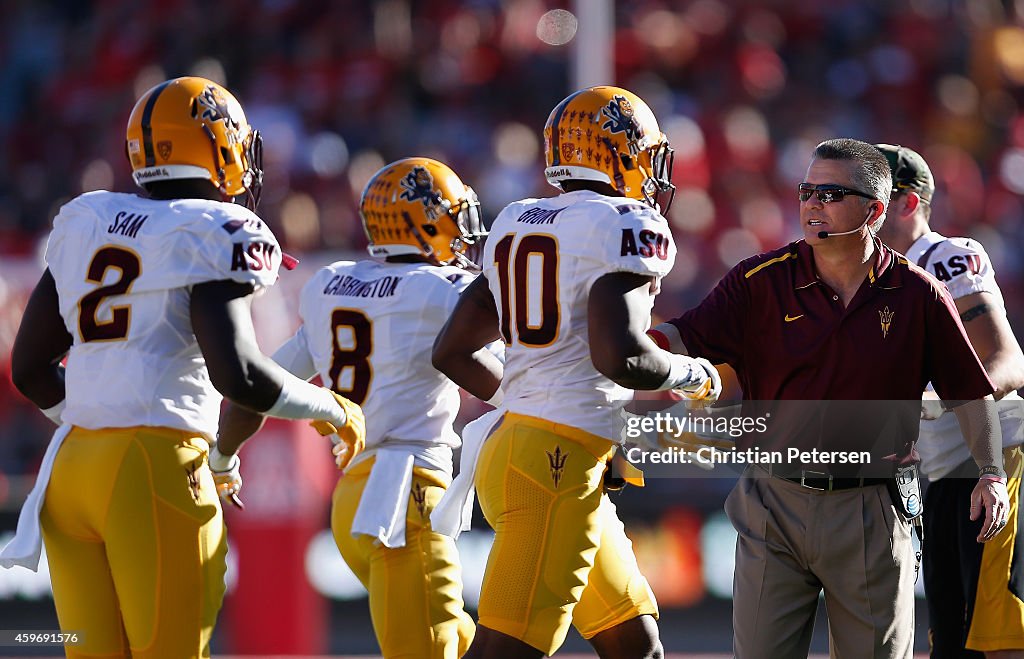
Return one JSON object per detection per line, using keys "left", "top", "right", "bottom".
{"left": 588, "top": 272, "right": 674, "bottom": 390}
{"left": 951, "top": 395, "right": 1010, "bottom": 542}
{"left": 217, "top": 403, "right": 268, "bottom": 457}
{"left": 432, "top": 274, "right": 503, "bottom": 401}
{"left": 190, "top": 279, "right": 288, "bottom": 411}
{"left": 11, "top": 269, "right": 72, "bottom": 410}
{"left": 956, "top": 290, "right": 1024, "bottom": 399}
{"left": 591, "top": 272, "right": 721, "bottom": 399}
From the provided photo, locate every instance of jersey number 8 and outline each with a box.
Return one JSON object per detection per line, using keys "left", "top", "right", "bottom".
{"left": 328, "top": 308, "right": 373, "bottom": 405}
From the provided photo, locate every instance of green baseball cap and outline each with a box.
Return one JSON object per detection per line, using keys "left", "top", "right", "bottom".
{"left": 875, "top": 143, "right": 935, "bottom": 202}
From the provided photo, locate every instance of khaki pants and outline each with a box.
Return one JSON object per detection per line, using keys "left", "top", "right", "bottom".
{"left": 725, "top": 467, "right": 915, "bottom": 659}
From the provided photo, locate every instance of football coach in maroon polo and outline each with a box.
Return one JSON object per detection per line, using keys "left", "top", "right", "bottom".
{"left": 648, "top": 138, "right": 1010, "bottom": 659}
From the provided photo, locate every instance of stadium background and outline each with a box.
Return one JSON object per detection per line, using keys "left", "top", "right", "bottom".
{"left": 0, "top": 0, "right": 1021, "bottom": 655}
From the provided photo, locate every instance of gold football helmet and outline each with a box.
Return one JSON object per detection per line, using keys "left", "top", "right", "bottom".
{"left": 126, "top": 76, "right": 263, "bottom": 209}
{"left": 359, "top": 157, "right": 486, "bottom": 269}
{"left": 543, "top": 86, "right": 674, "bottom": 211}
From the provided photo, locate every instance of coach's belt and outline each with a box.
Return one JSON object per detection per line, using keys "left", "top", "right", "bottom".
{"left": 760, "top": 465, "right": 888, "bottom": 492}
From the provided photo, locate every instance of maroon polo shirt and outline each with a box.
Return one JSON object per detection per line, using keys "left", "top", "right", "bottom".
{"left": 667, "top": 239, "right": 994, "bottom": 465}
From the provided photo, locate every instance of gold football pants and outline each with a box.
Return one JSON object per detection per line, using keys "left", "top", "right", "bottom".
{"left": 332, "top": 457, "right": 475, "bottom": 658}
{"left": 473, "top": 413, "right": 659, "bottom": 656}
{"left": 41, "top": 426, "right": 227, "bottom": 658}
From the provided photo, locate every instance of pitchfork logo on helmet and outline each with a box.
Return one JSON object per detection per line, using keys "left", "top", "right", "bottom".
{"left": 543, "top": 85, "right": 675, "bottom": 212}
{"left": 360, "top": 157, "right": 487, "bottom": 270}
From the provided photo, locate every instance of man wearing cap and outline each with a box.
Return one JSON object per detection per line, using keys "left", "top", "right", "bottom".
{"left": 649, "top": 137, "right": 1010, "bottom": 658}
{"left": 876, "top": 143, "right": 1024, "bottom": 658}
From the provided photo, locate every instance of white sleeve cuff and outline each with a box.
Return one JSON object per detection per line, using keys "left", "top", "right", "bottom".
{"left": 41, "top": 399, "right": 66, "bottom": 426}
{"left": 265, "top": 375, "right": 346, "bottom": 427}
{"left": 484, "top": 387, "right": 504, "bottom": 407}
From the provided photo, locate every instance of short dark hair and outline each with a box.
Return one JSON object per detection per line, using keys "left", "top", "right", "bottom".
{"left": 813, "top": 138, "right": 893, "bottom": 231}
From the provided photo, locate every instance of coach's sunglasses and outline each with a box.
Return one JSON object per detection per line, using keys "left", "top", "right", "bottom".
{"left": 798, "top": 183, "right": 875, "bottom": 204}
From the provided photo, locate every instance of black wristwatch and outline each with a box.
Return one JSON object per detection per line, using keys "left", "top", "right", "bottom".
{"left": 979, "top": 464, "right": 1007, "bottom": 480}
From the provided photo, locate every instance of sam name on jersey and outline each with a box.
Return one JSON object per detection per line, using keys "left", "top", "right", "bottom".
{"left": 107, "top": 211, "right": 148, "bottom": 238}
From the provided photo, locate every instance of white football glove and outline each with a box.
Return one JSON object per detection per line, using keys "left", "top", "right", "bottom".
{"left": 673, "top": 357, "right": 722, "bottom": 407}
{"left": 209, "top": 446, "right": 244, "bottom": 509}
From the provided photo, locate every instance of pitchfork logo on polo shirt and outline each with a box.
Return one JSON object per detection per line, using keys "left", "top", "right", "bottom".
{"left": 879, "top": 306, "right": 895, "bottom": 338}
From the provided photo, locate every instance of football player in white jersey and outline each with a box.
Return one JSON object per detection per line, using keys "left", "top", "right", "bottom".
{"left": 8, "top": 77, "right": 364, "bottom": 658}
{"left": 217, "top": 157, "right": 486, "bottom": 658}
{"left": 432, "top": 86, "right": 721, "bottom": 658}
{"left": 875, "top": 144, "right": 1024, "bottom": 657}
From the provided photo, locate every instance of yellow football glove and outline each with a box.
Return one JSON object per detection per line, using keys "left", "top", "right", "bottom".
{"left": 310, "top": 392, "right": 366, "bottom": 471}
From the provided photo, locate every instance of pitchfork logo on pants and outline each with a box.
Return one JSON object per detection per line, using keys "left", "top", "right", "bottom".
{"left": 547, "top": 446, "right": 568, "bottom": 488}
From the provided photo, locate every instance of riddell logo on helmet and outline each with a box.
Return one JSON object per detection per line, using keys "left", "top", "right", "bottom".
{"left": 546, "top": 167, "right": 572, "bottom": 178}
{"left": 135, "top": 168, "right": 170, "bottom": 180}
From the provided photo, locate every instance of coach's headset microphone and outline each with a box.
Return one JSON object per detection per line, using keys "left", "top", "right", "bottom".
{"left": 817, "top": 204, "right": 878, "bottom": 239}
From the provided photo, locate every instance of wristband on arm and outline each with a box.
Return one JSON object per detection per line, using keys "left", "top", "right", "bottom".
{"left": 979, "top": 464, "right": 1007, "bottom": 483}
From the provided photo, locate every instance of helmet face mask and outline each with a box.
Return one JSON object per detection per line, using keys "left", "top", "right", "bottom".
{"left": 126, "top": 77, "right": 263, "bottom": 210}
{"left": 543, "top": 86, "right": 675, "bottom": 212}
{"left": 360, "top": 158, "right": 487, "bottom": 270}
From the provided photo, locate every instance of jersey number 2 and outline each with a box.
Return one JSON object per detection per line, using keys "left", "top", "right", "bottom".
{"left": 328, "top": 309, "right": 373, "bottom": 405}
{"left": 79, "top": 246, "right": 141, "bottom": 342}
{"left": 493, "top": 233, "right": 560, "bottom": 347}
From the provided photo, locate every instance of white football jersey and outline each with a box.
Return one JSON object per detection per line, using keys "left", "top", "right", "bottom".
{"left": 283, "top": 259, "right": 473, "bottom": 454}
{"left": 483, "top": 189, "right": 677, "bottom": 440}
{"left": 46, "top": 190, "right": 282, "bottom": 438}
{"left": 907, "top": 231, "right": 1024, "bottom": 479}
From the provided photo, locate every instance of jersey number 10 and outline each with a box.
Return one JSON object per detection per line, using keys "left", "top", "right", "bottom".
{"left": 493, "top": 233, "right": 560, "bottom": 347}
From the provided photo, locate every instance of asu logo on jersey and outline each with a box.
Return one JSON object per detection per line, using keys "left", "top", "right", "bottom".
{"left": 930, "top": 253, "right": 983, "bottom": 282}
{"left": 231, "top": 240, "right": 277, "bottom": 272}
{"left": 620, "top": 228, "right": 670, "bottom": 260}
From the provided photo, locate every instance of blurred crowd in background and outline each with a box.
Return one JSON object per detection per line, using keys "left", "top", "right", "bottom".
{"left": 1, "top": 0, "right": 1024, "bottom": 570}
{"left": 3, "top": 2, "right": 1023, "bottom": 649}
